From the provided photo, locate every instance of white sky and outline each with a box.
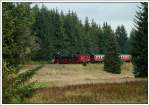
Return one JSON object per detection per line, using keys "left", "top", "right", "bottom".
{"left": 33, "top": 3, "right": 140, "bottom": 36}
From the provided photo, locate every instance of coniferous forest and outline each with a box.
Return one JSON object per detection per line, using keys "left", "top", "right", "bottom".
{"left": 3, "top": 3, "right": 130, "bottom": 63}
{"left": 2, "top": 2, "right": 148, "bottom": 104}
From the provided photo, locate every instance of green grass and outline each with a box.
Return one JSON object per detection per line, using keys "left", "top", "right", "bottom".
{"left": 26, "top": 80, "right": 148, "bottom": 104}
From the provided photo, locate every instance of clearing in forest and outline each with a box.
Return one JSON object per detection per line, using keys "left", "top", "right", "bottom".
{"left": 20, "top": 63, "right": 146, "bottom": 87}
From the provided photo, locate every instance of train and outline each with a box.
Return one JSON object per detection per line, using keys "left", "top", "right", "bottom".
{"left": 53, "top": 53, "right": 131, "bottom": 64}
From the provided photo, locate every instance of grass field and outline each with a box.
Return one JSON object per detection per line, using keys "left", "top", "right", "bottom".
{"left": 20, "top": 63, "right": 148, "bottom": 104}
{"left": 26, "top": 80, "right": 148, "bottom": 104}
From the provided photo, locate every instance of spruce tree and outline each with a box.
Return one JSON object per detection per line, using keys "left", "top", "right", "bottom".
{"left": 89, "top": 20, "right": 101, "bottom": 54}
{"left": 103, "top": 23, "right": 121, "bottom": 74}
{"left": 115, "top": 25, "right": 128, "bottom": 54}
{"left": 84, "top": 17, "right": 91, "bottom": 54}
{"left": 130, "top": 3, "right": 148, "bottom": 77}
{"left": 2, "top": 3, "right": 43, "bottom": 103}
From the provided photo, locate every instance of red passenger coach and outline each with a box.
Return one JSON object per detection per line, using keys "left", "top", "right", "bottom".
{"left": 79, "top": 55, "right": 90, "bottom": 63}
{"left": 120, "top": 55, "right": 131, "bottom": 62}
{"left": 94, "top": 55, "right": 104, "bottom": 63}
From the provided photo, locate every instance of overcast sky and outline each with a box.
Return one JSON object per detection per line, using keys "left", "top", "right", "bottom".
{"left": 33, "top": 3, "right": 140, "bottom": 36}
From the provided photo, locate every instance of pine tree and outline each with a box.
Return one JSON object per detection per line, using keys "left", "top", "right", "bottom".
{"left": 101, "top": 23, "right": 111, "bottom": 54}
{"left": 115, "top": 25, "right": 128, "bottom": 54}
{"left": 2, "top": 3, "right": 16, "bottom": 66}
{"left": 53, "top": 9, "right": 66, "bottom": 54}
{"left": 89, "top": 20, "right": 101, "bottom": 54}
{"left": 63, "top": 11, "right": 83, "bottom": 55}
{"left": 104, "top": 23, "right": 121, "bottom": 74}
{"left": 84, "top": 17, "right": 91, "bottom": 54}
{"left": 130, "top": 3, "right": 148, "bottom": 77}
{"left": 31, "top": 5, "right": 54, "bottom": 61}
{"left": 3, "top": 2, "right": 37, "bottom": 65}
{"left": 2, "top": 3, "right": 42, "bottom": 103}
{"left": 2, "top": 61, "right": 43, "bottom": 103}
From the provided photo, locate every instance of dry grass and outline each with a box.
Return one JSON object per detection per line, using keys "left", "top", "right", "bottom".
{"left": 18, "top": 64, "right": 40, "bottom": 74}
{"left": 27, "top": 80, "right": 148, "bottom": 104}
{"left": 19, "top": 63, "right": 148, "bottom": 104}
{"left": 25, "top": 63, "right": 145, "bottom": 87}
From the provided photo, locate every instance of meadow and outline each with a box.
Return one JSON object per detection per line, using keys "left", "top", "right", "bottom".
{"left": 26, "top": 80, "right": 148, "bottom": 104}
{"left": 19, "top": 63, "right": 148, "bottom": 104}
